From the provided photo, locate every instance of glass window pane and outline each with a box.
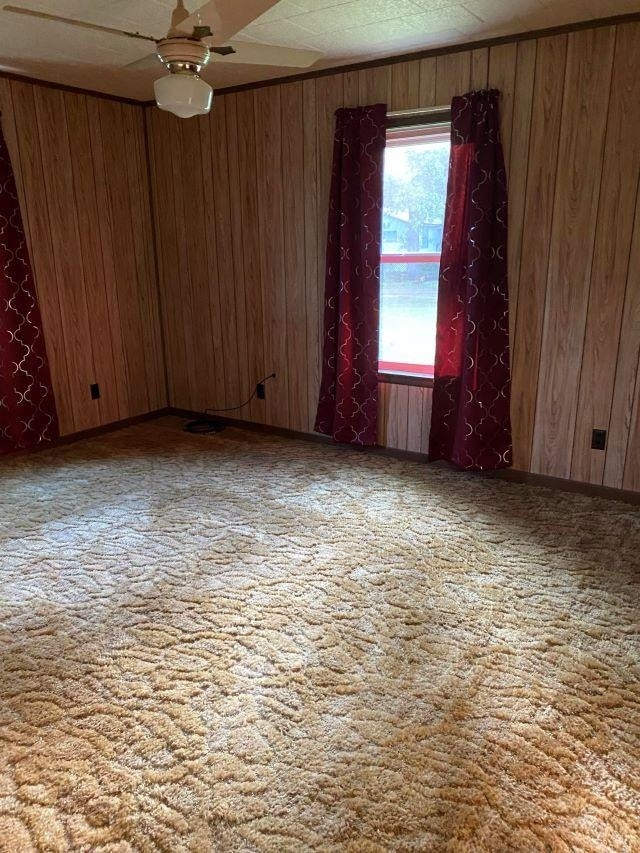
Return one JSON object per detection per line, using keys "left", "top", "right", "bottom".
{"left": 381, "top": 137, "right": 449, "bottom": 257}
{"left": 379, "top": 261, "right": 439, "bottom": 373}
{"left": 379, "top": 130, "right": 450, "bottom": 377}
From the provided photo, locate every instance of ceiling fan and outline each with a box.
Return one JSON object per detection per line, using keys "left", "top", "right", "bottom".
{"left": 3, "top": 1, "right": 324, "bottom": 118}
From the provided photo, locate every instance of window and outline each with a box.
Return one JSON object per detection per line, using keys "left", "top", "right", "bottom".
{"left": 379, "top": 123, "right": 450, "bottom": 381}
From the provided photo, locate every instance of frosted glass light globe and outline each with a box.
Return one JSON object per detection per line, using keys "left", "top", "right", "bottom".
{"left": 154, "top": 73, "right": 213, "bottom": 119}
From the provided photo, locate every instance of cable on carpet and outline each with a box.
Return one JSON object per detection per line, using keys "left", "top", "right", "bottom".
{"left": 184, "top": 373, "right": 277, "bottom": 435}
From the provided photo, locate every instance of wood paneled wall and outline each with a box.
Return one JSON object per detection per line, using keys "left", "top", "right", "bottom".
{"left": 147, "top": 19, "right": 640, "bottom": 492}
{"left": 0, "top": 79, "right": 166, "bottom": 436}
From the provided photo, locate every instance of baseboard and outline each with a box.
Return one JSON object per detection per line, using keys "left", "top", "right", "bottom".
{"left": 2, "top": 408, "right": 170, "bottom": 461}
{"left": 169, "top": 407, "right": 334, "bottom": 448}
{"left": 490, "top": 467, "right": 640, "bottom": 506}
{"left": 168, "top": 407, "right": 435, "bottom": 463}
{"left": 12, "top": 407, "right": 636, "bottom": 506}
{"left": 168, "top": 408, "right": 640, "bottom": 506}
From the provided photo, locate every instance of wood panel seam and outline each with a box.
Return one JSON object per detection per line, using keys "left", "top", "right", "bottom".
{"left": 569, "top": 25, "right": 618, "bottom": 481}
{"left": 529, "top": 35, "right": 570, "bottom": 472}
{"left": 142, "top": 107, "right": 171, "bottom": 408}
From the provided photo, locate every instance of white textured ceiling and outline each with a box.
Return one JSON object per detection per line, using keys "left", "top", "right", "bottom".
{"left": 0, "top": 0, "right": 639, "bottom": 100}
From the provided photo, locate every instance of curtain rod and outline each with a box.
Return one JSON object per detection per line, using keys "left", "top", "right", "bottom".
{"left": 387, "top": 105, "right": 450, "bottom": 118}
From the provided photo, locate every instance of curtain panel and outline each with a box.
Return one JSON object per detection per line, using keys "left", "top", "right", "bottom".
{"left": 428, "top": 90, "right": 512, "bottom": 471}
{"left": 0, "top": 116, "right": 58, "bottom": 454}
{"left": 314, "top": 103, "right": 387, "bottom": 446}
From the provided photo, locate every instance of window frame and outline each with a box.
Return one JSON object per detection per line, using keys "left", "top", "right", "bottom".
{"left": 378, "top": 115, "right": 451, "bottom": 389}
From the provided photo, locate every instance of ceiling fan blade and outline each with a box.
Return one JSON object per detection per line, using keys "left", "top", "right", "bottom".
{"left": 124, "top": 52, "right": 162, "bottom": 71}
{"left": 215, "top": 41, "right": 323, "bottom": 68}
{"left": 3, "top": 4, "right": 157, "bottom": 42}
{"left": 180, "top": 0, "right": 281, "bottom": 44}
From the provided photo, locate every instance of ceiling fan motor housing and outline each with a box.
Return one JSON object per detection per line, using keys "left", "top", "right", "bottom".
{"left": 157, "top": 36, "right": 210, "bottom": 73}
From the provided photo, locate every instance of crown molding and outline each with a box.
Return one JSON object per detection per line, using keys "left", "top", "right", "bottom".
{"left": 3, "top": 9, "right": 639, "bottom": 108}
{"left": 0, "top": 68, "right": 142, "bottom": 105}
{"left": 142, "top": 9, "right": 640, "bottom": 106}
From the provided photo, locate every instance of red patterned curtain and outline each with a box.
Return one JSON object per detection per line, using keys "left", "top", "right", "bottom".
{"left": 0, "top": 118, "right": 58, "bottom": 454}
{"left": 428, "top": 90, "right": 512, "bottom": 471}
{"left": 314, "top": 103, "right": 387, "bottom": 446}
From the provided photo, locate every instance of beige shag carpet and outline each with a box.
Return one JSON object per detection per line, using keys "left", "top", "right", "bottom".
{"left": 1, "top": 417, "right": 640, "bottom": 852}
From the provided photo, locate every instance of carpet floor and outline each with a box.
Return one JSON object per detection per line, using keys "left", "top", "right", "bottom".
{"left": 1, "top": 417, "right": 639, "bottom": 852}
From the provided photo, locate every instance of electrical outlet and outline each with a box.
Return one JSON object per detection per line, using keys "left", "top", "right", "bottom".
{"left": 591, "top": 429, "right": 607, "bottom": 451}
{"left": 90, "top": 383, "right": 100, "bottom": 400}
{"left": 256, "top": 383, "right": 266, "bottom": 400}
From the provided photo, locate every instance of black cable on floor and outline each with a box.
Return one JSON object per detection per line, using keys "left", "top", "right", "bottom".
{"left": 184, "top": 418, "right": 226, "bottom": 435}
{"left": 184, "top": 373, "right": 277, "bottom": 435}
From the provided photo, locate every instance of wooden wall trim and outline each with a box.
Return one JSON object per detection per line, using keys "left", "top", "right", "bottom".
{"left": 2, "top": 409, "right": 170, "bottom": 461}
{"left": 1, "top": 11, "right": 639, "bottom": 109}
{"left": 11, "top": 401, "right": 640, "bottom": 508}
{"left": 171, "top": 405, "right": 436, "bottom": 465}
{"left": 10, "top": 403, "right": 639, "bottom": 508}
{"left": 168, "top": 408, "right": 640, "bottom": 506}
{"left": 378, "top": 373, "right": 433, "bottom": 389}
{"left": 140, "top": 10, "right": 640, "bottom": 104}
{"left": 0, "top": 68, "right": 142, "bottom": 105}
{"left": 494, "top": 467, "right": 640, "bottom": 507}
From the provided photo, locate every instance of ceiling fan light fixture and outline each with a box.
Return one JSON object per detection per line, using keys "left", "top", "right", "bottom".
{"left": 3, "top": 2, "right": 325, "bottom": 110}
{"left": 154, "top": 69, "right": 213, "bottom": 118}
